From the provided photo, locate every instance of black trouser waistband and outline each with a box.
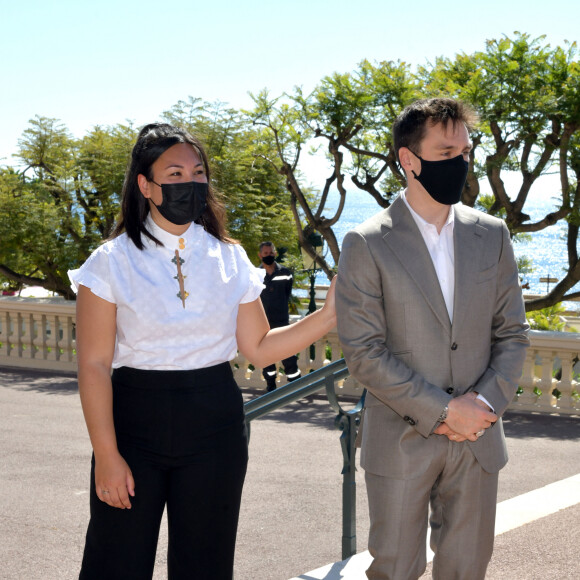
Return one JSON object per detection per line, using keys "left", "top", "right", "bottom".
{"left": 111, "top": 361, "right": 233, "bottom": 390}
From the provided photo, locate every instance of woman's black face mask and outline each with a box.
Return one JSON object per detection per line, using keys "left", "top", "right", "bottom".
{"left": 409, "top": 149, "right": 468, "bottom": 206}
{"left": 150, "top": 180, "right": 208, "bottom": 225}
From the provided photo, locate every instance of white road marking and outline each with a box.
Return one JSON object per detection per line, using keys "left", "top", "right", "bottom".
{"left": 293, "top": 473, "right": 580, "bottom": 579}
{"left": 494, "top": 473, "right": 580, "bottom": 535}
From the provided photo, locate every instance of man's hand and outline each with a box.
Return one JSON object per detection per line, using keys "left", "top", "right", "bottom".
{"left": 433, "top": 422, "right": 467, "bottom": 442}
{"left": 443, "top": 392, "right": 497, "bottom": 442}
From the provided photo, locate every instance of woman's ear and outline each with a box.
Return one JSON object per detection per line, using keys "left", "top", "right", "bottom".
{"left": 137, "top": 174, "right": 150, "bottom": 198}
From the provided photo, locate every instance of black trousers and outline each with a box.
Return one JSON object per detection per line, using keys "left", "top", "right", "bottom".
{"left": 79, "top": 363, "right": 248, "bottom": 580}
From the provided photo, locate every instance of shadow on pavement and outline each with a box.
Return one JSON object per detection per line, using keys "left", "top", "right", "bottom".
{"left": 243, "top": 389, "right": 358, "bottom": 431}
{"left": 503, "top": 410, "right": 580, "bottom": 440}
{"left": 0, "top": 367, "right": 78, "bottom": 395}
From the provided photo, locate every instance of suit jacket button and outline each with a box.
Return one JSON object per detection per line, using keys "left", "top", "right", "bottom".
{"left": 403, "top": 415, "right": 416, "bottom": 426}
{"left": 451, "top": 342, "right": 458, "bottom": 350}
{"left": 446, "top": 387, "right": 454, "bottom": 394}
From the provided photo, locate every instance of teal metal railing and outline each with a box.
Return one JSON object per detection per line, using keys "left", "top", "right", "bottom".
{"left": 244, "top": 358, "right": 366, "bottom": 560}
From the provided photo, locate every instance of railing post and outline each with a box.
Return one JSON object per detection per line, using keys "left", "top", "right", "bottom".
{"left": 335, "top": 409, "right": 358, "bottom": 560}
{"left": 245, "top": 361, "right": 364, "bottom": 561}
{"left": 326, "top": 375, "right": 366, "bottom": 561}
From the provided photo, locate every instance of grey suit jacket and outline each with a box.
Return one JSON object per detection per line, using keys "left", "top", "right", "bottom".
{"left": 336, "top": 196, "right": 530, "bottom": 477}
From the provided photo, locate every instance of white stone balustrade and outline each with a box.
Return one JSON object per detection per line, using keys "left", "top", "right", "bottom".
{"left": 513, "top": 330, "right": 580, "bottom": 416}
{"left": 1, "top": 298, "right": 579, "bottom": 416}
{"left": 0, "top": 297, "right": 77, "bottom": 372}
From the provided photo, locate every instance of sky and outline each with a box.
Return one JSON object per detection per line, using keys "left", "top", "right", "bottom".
{"left": 2, "top": 0, "right": 579, "bottom": 167}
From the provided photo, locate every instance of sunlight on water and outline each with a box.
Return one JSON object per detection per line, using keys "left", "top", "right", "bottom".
{"left": 314, "top": 184, "right": 576, "bottom": 310}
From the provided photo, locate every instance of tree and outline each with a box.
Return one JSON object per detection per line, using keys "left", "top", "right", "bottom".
{"left": 248, "top": 33, "right": 580, "bottom": 310}
{"left": 0, "top": 117, "right": 137, "bottom": 298}
{"left": 424, "top": 33, "right": 580, "bottom": 311}
{"left": 246, "top": 61, "right": 421, "bottom": 279}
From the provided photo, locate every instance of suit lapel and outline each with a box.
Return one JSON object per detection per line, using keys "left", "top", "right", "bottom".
{"left": 452, "top": 206, "right": 486, "bottom": 332}
{"left": 381, "top": 197, "right": 452, "bottom": 335}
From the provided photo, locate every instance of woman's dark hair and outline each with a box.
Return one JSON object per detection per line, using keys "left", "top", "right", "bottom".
{"left": 111, "top": 123, "right": 232, "bottom": 249}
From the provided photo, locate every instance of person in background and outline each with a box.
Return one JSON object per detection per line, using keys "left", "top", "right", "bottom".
{"left": 69, "top": 123, "right": 336, "bottom": 580}
{"left": 258, "top": 241, "right": 301, "bottom": 391}
{"left": 336, "top": 98, "right": 529, "bottom": 580}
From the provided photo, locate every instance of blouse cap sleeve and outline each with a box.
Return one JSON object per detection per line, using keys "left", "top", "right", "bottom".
{"left": 236, "top": 244, "right": 265, "bottom": 304}
{"left": 68, "top": 245, "right": 116, "bottom": 304}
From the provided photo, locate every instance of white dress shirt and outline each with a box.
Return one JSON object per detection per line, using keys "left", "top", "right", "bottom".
{"left": 69, "top": 216, "right": 265, "bottom": 370}
{"left": 402, "top": 191, "right": 455, "bottom": 322}
{"left": 401, "top": 192, "right": 493, "bottom": 410}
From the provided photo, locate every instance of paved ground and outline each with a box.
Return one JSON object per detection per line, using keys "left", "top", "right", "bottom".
{"left": 1, "top": 366, "right": 579, "bottom": 580}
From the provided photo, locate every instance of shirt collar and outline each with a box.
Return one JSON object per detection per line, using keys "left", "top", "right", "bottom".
{"left": 401, "top": 190, "right": 455, "bottom": 231}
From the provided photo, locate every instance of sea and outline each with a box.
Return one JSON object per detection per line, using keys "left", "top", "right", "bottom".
{"left": 314, "top": 184, "right": 575, "bottom": 311}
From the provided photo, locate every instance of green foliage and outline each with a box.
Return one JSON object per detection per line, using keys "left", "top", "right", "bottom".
{"left": 0, "top": 117, "right": 137, "bottom": 298}
{"left": 516, "top": 255, "right": 534, "bottom": 278}
{"left": 527, "top": 303, "right": 567, "bottom": 331}
{"left": 475, "top": 193, "right": 505, "bottom": 216}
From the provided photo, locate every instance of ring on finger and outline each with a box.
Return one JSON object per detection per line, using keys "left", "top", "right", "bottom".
{"left": 476, "top": 429, "right": 485, "bottom": 438}
{"left": 102, "top": 490, "right": 110, "bottom": 494}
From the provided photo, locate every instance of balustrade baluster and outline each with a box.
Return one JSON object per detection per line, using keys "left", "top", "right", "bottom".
{"left": 32, "top": 313, "right": 45, "bottom": 360}
{"left": 45, "top": 314, "right": 59, "bottom": 361}
{"left": 556, "top": 352, "right": 578, "bottom": 411}
{"left": 59, "top": 315, "right": 75, "bottom": 363}
{"left": 15, "top": 313, "right": 25, "bottom": 359}
{"left": 0, "top": 311, "right": 10, "bottom": 357}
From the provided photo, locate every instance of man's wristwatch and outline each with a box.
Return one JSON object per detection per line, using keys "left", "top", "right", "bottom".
{"left": 438, "top": 405, "right": 448, "bottom": 423}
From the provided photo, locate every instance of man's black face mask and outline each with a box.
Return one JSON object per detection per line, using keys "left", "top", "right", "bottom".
{"left": 409, "top": 150, "right": 468, "bottom": 206}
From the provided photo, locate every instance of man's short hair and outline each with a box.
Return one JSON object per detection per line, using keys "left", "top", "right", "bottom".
{"left": 259, "top": 241, "right": 275, "bottom": 252}
{"left": 393, "top": 98, "right": 478, "bottom": 163}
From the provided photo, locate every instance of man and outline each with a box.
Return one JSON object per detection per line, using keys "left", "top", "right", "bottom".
{"left": 258, "top": 241, "right": 301, "bottom": 391}
{"left": 336, "top": 98, "right": 529, "bottom": 580}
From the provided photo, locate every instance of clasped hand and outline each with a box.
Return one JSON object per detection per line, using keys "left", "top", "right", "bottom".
{"left": 434, "top": 392, "right": 497, "bottom": 443}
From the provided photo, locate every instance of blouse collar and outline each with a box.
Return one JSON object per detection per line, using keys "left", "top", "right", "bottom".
{"left": 143, "top": 215, "right": 203, "bottom": 249}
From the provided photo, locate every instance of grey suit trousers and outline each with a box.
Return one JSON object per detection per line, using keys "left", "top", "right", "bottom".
{"left": 365, "top": 439, "right": 498, "bottom": 580}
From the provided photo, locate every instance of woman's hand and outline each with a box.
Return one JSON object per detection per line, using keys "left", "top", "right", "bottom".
{"left": 95, "top": 451, "right": 135, "bottom": 509}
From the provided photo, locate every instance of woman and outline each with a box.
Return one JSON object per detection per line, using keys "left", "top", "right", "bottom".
{"left": 69, "top": 123, "right": 336, "bottom": 580}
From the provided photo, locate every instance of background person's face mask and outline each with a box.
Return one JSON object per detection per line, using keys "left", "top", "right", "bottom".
{"left": 150, "top": 180, "right": 208, "bottom": 225}
{"left": 409, "top": 150, "right": 468, "bottom": 205}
